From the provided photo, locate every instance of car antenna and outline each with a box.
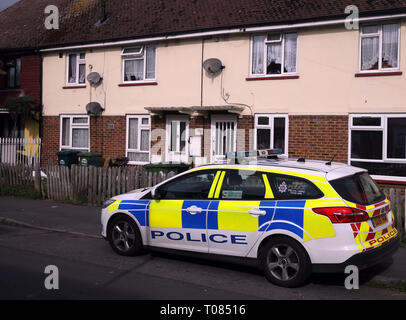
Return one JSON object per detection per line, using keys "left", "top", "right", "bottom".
{"left": 326, "top": 138, "right": 348, "bottom": 165}
{"left": 297, "top": 151, "right": 307, "bottom": 163}
{"left": 326, "top": 153, "right": 338, "bottom": 166}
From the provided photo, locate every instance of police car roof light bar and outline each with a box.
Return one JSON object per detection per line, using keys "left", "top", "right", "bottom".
{"left": 225, "top": 149, "right": 283, "bottom": 164}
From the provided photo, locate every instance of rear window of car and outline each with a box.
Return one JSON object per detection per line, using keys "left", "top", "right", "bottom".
{"left": 268, "top": 173, "right": 324, "bottom": 200}
{"left": 329, "top": 172, "right": 385, "bottom": 205}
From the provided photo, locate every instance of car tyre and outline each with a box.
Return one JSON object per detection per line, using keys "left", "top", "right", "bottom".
{"left": 259, "top": 236, "right": 312, "bottom": 288}
{"left": 108, "top": 215, "right": 143, "bottom": 256}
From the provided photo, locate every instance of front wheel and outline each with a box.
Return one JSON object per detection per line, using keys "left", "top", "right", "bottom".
{"left": 259, "top": 236, "right": 312, "bottom": 288}
{"left": 108, "top": 215, "right": 143, "bottom": 256}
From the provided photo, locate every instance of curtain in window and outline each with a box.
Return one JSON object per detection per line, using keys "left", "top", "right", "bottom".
{"left": 146, "top": 46, "right": 156, "bottom": 79}
{"left": 382, "top": 24, "right": 399, "bottom": 68}
{"left": 361, "top": 37, "right": 379, "bottom": 70}
{"left": 72, "top": 128, "right": 88, "bottom": 148}
{"left": 140, "top": 130, "right": 150, "bottom": 151}
{"left": 62, "top": 118, "right": 70, "bottom": 146}
{"left": 79, "top": 63, "right": 86, "bottom": 83}
{"left": 128, "top": 118, "right": 139, "bottom": 149}
{"left": 124, "top": 60, "right": 144, "bottom": 81}
{"left": 267, "top": 43, "right": 282, "bottom": 74}
{"left": 68, "top": 54, "right": 77, "bottom": 83}
{"left": 284, "top": 33, "right": 297, "bottom": 73}
{"left": 128, "top": 152, "right": 149, "bottom": 162}
{"left": 252, "top": 35, "right": 265, "bottom": 74}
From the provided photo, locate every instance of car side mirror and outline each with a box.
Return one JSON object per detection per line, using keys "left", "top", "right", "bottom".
{"left": 151, "top": 188, "right": 161, "bottom": 200}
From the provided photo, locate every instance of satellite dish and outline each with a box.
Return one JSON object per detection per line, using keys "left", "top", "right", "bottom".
{"left": 86, "top": 102, "right": 104, "bottom": 115}
{"left": 87, "top": 72, "right": 102, "bottom": 85}
{"left": 203, "top": 58, "right": 224, "bottom": 74}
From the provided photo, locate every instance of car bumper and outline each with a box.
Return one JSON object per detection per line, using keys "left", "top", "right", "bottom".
{"left": 101, "top": 207, "right": 109, "bottom": 239}
{"left": 312, "top": 235, "right": 400, "bottom": 273}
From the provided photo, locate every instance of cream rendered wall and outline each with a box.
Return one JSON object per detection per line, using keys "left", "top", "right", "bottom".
{"left": 43, "top": 20, "right": 406, "bottom": 117}
{"left": 202, "top": 21, "right": 406, "bottom": 115}
{"left": 42, "top": 39, "right": 203, "bottom": 116}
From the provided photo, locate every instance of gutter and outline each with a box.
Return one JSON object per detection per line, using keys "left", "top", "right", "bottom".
{"left": 40, "top": 12, "right": 406, "bottom": 53}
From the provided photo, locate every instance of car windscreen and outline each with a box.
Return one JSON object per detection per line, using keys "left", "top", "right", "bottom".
{"left": 329, "top": 172, "right": 385, "bottom": 206}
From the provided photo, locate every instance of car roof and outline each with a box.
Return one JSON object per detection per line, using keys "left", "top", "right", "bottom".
{"left": 196, "top": 158, "right": 367, "bottom": 181}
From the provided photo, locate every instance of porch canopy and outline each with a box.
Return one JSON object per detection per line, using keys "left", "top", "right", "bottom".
{"left": 144, "top": 105, "right": 245, "bottom": 118}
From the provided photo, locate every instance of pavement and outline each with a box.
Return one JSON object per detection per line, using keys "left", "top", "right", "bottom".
{"left": 0, "top": 196, "right": 405, "bottom": 285}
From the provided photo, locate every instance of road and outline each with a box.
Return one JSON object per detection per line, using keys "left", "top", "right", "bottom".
{"left": 0, "top": 223, "right": 405, "bottom": 300}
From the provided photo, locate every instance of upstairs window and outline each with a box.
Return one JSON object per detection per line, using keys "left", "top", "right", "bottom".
{"left": 251, "top": 32, "right": 298, "bottom": 76}
{"left": 360, "top": 23, "right": 400, "bottom": 72}
{"left": 67, "top": 52, "right": 86, "bottom": 85}
{"left": 122, "top": 45, "right": 156, "bottom": 82}
{"left": 5, "top": 57, "right": 21, "bottom": 88}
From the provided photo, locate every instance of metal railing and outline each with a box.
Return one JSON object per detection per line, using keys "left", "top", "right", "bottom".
{"left": 0, "top": 138, "right": 41, "bottom": 166}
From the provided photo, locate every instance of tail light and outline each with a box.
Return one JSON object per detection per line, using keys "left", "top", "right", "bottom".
{"left": 312, "top": 207, "right": 369, "bottom": 223}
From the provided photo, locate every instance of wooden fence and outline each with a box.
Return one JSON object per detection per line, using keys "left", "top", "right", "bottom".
{"left": 0, "top": 163, "right": 34, "bottom": 186}
{"left": 44, "top": 164, "right": 175, "bottom": 206}
{"left": 383, "top": 188, "right": 405, "bottom": 237}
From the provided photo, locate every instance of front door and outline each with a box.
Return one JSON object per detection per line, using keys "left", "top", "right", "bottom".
{"left": 166, "top": 115, "right": 189, "bottom": 163}
{"left": 148, "top": 169, "right": 219, "bottom": 253}
{"left": 211, "top": 115, "right": 237, "bottom": 163}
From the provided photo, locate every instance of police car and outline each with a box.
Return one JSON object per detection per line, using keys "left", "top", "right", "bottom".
{"left": 101, "top": 151, "right": 399, "bottom": 287}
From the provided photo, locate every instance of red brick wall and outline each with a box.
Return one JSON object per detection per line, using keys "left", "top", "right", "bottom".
{"left": 41, "top": 116, "right": 59, "bottom": 166}
{"left": 41, "top": 115, "right": 127, "bottom": 166}
{"left": 237, "top": 115, "right": 254, "bottom": 151}
{"left": 20, "top": 55, "right": 41, "bottom": 104}
{"left": 91, "top": 116, "right": 126, "bottom": 163}
{"left": 289, "top": 115, "right": 348, "bottom": 164}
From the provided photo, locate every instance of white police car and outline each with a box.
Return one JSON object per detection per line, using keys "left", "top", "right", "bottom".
{"left": 101, "top": 152, "right": 399, "bottom": 287}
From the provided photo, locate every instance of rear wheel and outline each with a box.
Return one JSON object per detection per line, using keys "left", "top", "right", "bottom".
{"left": 108, "top": 215, "right": 143, "bottom": 256}
{"left": 259, "top": 236, "right": 311, "bottom": 288}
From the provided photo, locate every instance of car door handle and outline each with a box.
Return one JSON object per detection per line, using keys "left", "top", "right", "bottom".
{"left": 248, "top": 208, "right": 267, "bottom": 216}
{"left": 186, "top": 206, "right": 203, "bottom": 215}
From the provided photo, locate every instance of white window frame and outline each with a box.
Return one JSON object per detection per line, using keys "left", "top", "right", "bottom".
{"left": 349, "top": 113, "right": 406, "bottom": 181}
{"left": 165, "top": 115, "right": 189, "bottom": 163}
{"left": 250, "top": 32, "right": 298, "bottom": 77}
{"left": 121, "top": 45, "right": 157, "bottom": 83}
{"left": 359, "top": 23, "right": 401, "bottom": 73}
{"left": 60, "top": 115, "right": 90, "bottom": 151}
{"left": 126, "top": 115, "right": 151, "bottom": 165}
{"left": 66, "top": 52, "right": 86, "bottom": 86}
{"left": 254, "top": 114, "right": 289, "bottom": 157}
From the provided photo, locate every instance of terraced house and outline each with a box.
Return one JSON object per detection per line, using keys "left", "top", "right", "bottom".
{"left": 1, "top": 0, "right": 406, "bottom": 188}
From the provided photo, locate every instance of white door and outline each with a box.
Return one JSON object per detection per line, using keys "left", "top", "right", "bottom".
{"left": 166, "top": 115, "right": 189, "bottom": 163}
{"left": 211, "top": 115, "right": 237, "bottom": 163}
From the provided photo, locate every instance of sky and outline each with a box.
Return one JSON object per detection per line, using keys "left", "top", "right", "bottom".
{"left": 0, "top": 0, "right": 21, "bottom": 12}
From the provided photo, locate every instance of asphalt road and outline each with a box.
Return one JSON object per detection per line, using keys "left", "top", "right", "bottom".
{"left": 0, "top": 223, "right": 405, "bottom": 301}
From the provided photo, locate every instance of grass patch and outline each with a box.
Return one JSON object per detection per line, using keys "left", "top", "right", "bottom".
{"left": 0, "top": 184, "right": 41, "bottom": 200}
{"left": 367, "top": 279, "right": 406, "bottom": 293}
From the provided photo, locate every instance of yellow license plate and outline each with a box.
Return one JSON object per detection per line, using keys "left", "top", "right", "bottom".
{"left": 372, "top": 214, "right": 388, "bottom": 228}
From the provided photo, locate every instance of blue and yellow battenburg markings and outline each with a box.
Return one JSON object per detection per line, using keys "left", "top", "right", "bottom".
{"left": 109, "top": 198, "right": 336, "bottom": 242}
{"left": 109, "top": 200, "right": 150, "bottom": 226}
